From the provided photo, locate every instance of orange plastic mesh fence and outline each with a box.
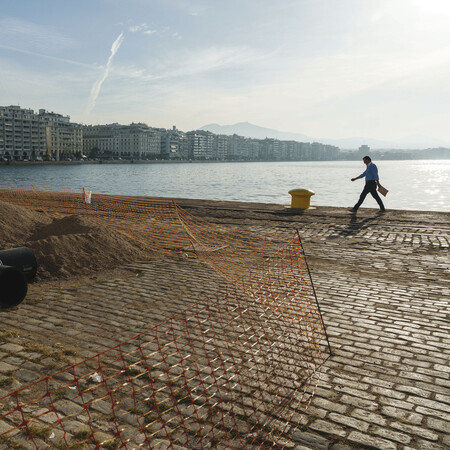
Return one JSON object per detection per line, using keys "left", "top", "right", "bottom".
{"left": 0, "top": 186, "right": 330, "bottom": 449}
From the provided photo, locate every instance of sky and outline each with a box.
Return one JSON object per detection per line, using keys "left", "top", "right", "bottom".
{"left": 1, "top": 0, "right": 450, "bottom": 144}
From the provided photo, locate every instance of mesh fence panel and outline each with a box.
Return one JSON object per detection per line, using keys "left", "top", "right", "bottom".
{"left": 0, "top": 186, "right": 330, "bottom": 449}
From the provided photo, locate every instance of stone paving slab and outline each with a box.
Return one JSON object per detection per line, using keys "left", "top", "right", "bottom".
{"left": 0, "top": 203, "right": 449, "bottom": 449}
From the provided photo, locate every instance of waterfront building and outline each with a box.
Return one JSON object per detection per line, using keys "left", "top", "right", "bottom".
{"left": 359, "top": 144, "right": 370, "bottom": 154}
{"left": 214, "top": 134, "right": 228, "bottom": 160}
{"left": 1, "top": 105, "right": 341, "bottom": 163}
{"left": 285, "top": 141, "right": 302, "bottom": 160}
{"left": 261, "top": 138, "right": 280, "bottom": 160}
{"left": 353, "top": 144, "right": 372, "bottom": 160}
{"left": 224, "top": 134, "right": 340, "bottom": 161}
{"left": 324, "top": 144, "right": 340, "bottom": 160}
{"left": 161, "top": 126, "right": 188, "bottom": 159}
{"left": 185, "top": 130, "right": 228, "bottom": 160}
{"left": 227, "top": 134, "right": 243, "bottom": 159}
{"left": 185, "top": 131, "right": 204, "bottom": 159}
{"left": 0, "top": 105, "right": 82, "bottom": 161}
{"left": 185, "top": 130, "right": 216, "bottom": 159}
{"left": 46, "top": 121, "right": 83, "bottom": 161}
{"left": 309, "top": 142, "right": 340, "bottom": 160}
{"left": 82, "top": 123, "right": 161, "bottom": 159}
{"left": 227, "top": 134, "right": 253, "bottom": 160}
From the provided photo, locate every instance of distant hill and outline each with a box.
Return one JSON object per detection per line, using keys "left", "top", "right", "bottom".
{"left": 199, "top": 122, "right": 312, "bottom": 142}
{"left": 199, "top": 122, "right": 450, "bottom": 150}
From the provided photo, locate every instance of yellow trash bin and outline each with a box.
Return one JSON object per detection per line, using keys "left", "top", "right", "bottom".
{"left": 288, "top": 188, "right": 315, "bottom": 209}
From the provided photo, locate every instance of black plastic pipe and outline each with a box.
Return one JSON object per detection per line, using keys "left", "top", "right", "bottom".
{"left": 0, "top": 247, "right": 38, "bottom": 282}
{"left": 0, "top": 265, "right": 28, "bottom": 308}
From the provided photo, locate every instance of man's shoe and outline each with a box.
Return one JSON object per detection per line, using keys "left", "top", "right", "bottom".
{"left": 348, "top": 208, "right": 357, "bottom": 213}
{"left": 377, "top": 209, "right": 386, "bottom": 214}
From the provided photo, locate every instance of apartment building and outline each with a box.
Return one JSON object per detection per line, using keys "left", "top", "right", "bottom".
{"left": 260, "top": 138, "right": 280, "bottom": 160}
{"left": 46, "top": 121, "right": 83, "bottom": 161}
{"left": 227, "top": 134, "right": 252, "bottom": 160}
{"left": 1, "top": 105, "right": 340, "bottom": 162}
{"left": 83, "top": 123, "right": 162, "bottom": 159}
{"left": 214, "top": 134, "right": 228, "bottom": 160}
{"left": 0, "top": 106, "right": 82, "bottom": 161}
{"left": 185, "top": 130, "right": 216, "bottom": 159}
{"left": 160, "top": 126, "right": 188, "bottom": 159}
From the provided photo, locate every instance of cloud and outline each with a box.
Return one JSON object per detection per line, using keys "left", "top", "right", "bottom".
{"left": 137, "top": 45, "right": 280, "bottom": 83}
{"left": 129, "top": 23, "right": 148, "bottom": 33}
{"left": 0, "top": 17, "right": 76, "bottom": 54}
{"left": 129, "top": 23, "right": 157, "bottom": 35}
{"left": 0, "top": 56, "right": 93, "bottom": 118}
{"left": 84, "top": 32, "right": 124, "bottom": 119}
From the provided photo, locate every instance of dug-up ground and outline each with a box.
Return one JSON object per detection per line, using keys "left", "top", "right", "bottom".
{"left": 0, "top": 197, "right": 449, "bottom": 449}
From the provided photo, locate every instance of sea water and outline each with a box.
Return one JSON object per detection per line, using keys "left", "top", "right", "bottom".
{"left": 0, "top": 160, "right": 448, "bottom": 212}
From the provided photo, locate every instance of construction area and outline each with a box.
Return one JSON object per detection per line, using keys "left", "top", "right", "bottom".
{"left": 0, "top": 187, "right": 449, "bottom": 449}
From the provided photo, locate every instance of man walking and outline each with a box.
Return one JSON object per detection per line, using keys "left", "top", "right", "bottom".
{"left": 349, "top": 156, "right": 385, "bottom": 213}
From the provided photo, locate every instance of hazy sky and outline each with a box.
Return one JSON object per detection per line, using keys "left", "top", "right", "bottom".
{"left": 1, "top": 0, "right": 450, "bottom": 142}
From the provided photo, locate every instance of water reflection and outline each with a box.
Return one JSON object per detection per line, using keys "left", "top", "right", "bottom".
{"left": 0, "top": 160, "right": 448, "bottom": 212}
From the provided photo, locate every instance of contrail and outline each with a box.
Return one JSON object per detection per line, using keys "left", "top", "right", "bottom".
{"left": 84, "top": 32, "right": 124, "bottom": 119}
{"left": 0, "top": 43, "right": 96, "bottom": 68}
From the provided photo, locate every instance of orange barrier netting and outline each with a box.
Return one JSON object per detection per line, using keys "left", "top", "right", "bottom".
{"left": 0, "top": 186, "right": 330, "bottom": 449}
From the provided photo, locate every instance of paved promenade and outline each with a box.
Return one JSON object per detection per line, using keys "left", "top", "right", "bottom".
{"left": 1, "top": 201, "right": 449, "bottom": 449}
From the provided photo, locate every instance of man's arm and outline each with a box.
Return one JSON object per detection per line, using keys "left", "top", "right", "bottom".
{"left": 373, "top": 164, "right": 380, "bottom": 185}
{"left": 351, "top": 168, "right": 366, "bottom": 182}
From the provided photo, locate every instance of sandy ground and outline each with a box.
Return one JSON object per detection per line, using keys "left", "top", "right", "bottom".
{"left": 0, "top": 200, "right": 155, "bottom": 289}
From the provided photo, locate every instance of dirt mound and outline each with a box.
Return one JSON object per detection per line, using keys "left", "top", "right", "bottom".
{"left": 0, "top": 200, "right": 152, "bottom": 281}
{"left": 30, "top": 215, "right": 101, "bottom": 240}
{"left": 0, "top": 200, "right": 51, "bottom": 247}
{"left": 29, "top": 229, "right": 149, "bottom": 279}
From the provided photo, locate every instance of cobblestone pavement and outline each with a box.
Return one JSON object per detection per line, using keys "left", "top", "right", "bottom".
{"left": 0, "top": 202, "right": 449, "bottom": 449}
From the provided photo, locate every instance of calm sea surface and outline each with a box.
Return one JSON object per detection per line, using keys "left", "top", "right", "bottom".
{"left": 0, "top": 160, "right": 449, "bottom": 212}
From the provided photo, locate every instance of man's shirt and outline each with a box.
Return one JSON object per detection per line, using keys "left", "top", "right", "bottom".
{"left": 359, "top": 162, "right": 379, "bottom": 181}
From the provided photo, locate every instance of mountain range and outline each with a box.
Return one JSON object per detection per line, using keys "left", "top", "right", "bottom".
{"left": 199, "top": 122, "right": 450, "bottom": 150}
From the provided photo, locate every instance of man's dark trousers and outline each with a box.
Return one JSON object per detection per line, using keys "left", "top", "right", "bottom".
{"left": 354, "top": 180, "right": 385, "bottom": 211}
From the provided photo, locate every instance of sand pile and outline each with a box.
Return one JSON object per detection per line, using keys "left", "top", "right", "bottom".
{"left": 0, "top": 200, "right": 51, "bottom": 247}
{"left": 0, "top": 200, "right": 151, "bottom": 281}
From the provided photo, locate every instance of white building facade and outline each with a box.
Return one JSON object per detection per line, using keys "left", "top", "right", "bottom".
{"left": 0, "top": 106, "right": 82, "bottom": 161}
{"left": 83, "top": 123, "right": 162, "bottom": 159}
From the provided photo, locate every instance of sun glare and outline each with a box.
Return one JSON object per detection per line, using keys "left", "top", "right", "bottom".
{"left": 412, "top": 0, "right": 450, "bottom": 15}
